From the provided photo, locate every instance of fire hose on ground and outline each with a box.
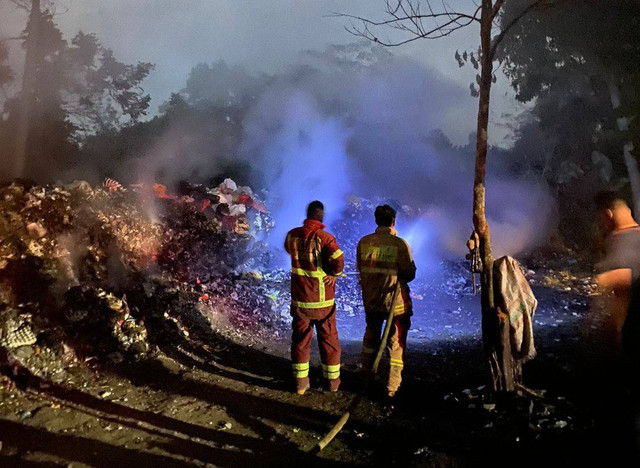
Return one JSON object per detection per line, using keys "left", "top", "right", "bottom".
{"left": 310, "top": 282, "right": 402, "bottom": 454}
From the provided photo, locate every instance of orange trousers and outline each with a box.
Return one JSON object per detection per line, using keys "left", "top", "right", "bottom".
{"left": 291, "top": 305, "right": 341, "bottom": 383}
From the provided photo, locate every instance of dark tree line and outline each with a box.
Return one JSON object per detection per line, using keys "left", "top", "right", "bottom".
{"left": 0, "top": 0, "right": 154, "bottom": 181}
{"left": 500, "top": 0, "right": 640, "bottom": 243}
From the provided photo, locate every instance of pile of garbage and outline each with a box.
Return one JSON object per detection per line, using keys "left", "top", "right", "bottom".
{"left": 1, "top": 176, "right": 588, "bottom": 379}
{"left": 0, "top": 178, "right": 281, "bottom": 377}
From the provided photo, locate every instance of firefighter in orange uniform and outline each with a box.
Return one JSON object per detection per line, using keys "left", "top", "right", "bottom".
{"left": 357, "top": 204, "right": 416, "bottom": 397}
{"left": 285, "top": 201, "right": 345, "bottom": 394}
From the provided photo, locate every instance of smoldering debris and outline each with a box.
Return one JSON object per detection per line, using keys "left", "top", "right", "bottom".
{"left": 0, "top": 177, "right": 280, "bottom": 378}
{"left": 0, "top": 175, "right": 595, "bottom": 384}
{"left": 0, "top": 173, "right": 486, "bottom": 376}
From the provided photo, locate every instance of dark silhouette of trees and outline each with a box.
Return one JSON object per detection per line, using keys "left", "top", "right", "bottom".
{"left": 1, "top": 0, "right": 154, "bottom": 182}
{"left": 500, "top": 0, "right": 640, "bottom": 216}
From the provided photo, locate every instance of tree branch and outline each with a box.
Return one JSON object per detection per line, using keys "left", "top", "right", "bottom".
{"left": 344, "top": 13, "right": 478, "bottom": 46}
{"left": 334, "top": 10, "right": 480, "bottom": 28}
{"left": 492, "top": 0, "right": 505, "bottom": 19}
{"left": 490, "top": 0, "right": 558, "bottom": 60}
{"left": 8, "top": 0, "right": 30, "bottom": 10}
{"left": 337, "top": 1, "right": 481, "bottom": 47}
{"left": 0, "top": 36, "right": 24, "bottom": 44}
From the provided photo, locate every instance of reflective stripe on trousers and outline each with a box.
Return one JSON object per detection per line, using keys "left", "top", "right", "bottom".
{"left": 291, "top": 305, "right": 341, "bottom": 382}
{"left": 292, "top": 362, "right": 309, "bottom": 378}
{"left": 322, "top": 363, "right": 341, "bottom": 380}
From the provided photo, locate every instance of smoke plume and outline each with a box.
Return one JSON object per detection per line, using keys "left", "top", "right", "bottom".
{"left": 236, "top": 44, "right": 556, "bottom": 270}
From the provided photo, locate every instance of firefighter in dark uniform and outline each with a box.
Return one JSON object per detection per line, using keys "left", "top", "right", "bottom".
{"left": 285, "top": 201, "right": 344, "bottom": 394}
{"left": 357, "top": 204, "right": 416, "bottom": 397}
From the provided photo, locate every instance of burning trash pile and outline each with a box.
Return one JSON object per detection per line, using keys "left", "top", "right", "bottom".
{"left": 0, "top": 177, "right": 281, "bottom": 377}
{"left": 0, "top": 175, "right": 576, "bottom": 377}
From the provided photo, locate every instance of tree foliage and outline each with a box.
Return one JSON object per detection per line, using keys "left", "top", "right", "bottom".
{"left": 0, "top": 5, "right": 154, "bottom": 181}
{"left": 64, "top": 32, "right": 154, "bottom": 139}
{"left": 499, "top": 0, "right": 640, "bottom": 243}
{"left": 499, "top": 0, "right": 640, "bottom": 185}
{"left": 183, "top": 60, "right": 266, "bottom": 108}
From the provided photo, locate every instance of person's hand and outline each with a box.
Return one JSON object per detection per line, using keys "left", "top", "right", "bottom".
{"left": 323, "top": 275, "right": 337, "bottom": 287}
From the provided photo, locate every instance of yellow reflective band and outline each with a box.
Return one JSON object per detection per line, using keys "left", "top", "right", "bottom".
{"left": 291, "top": 268, "right": 325, "bottom": 278}
{"left": 292, "top": 298, "right": 335, "bottom": 309}
{"left": 318, "top": 269, "right": 326, "bottom": 302}
{"left": 323, "top": 363, "right": 340, "bottom": 379}
{"left": 292, "top": 362, "right": 309, "bottom": 378}
{"left": 330, "top": 249, "right": 344, "bottom": 260}
{"left": 362, "top": 346, "right": 376, "bottom": 354}
{"left": 322, "top": 364, "right": 341, "bottom": 372}
{"left": 390, "top": 359, "right": 404, "bottom": 367}
{"left": 360, "top": 266, "right": 398, "bottom": 275}
{"left": 360, "top": 244, "right": 398, "bottom": 262}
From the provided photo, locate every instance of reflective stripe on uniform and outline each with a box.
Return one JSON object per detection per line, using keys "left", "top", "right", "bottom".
{"left": 394, "top": 302, "right": 406, "bottom": 315}
{"left": 330, "top": 249, "right": 344, "bottom": 260}
{"left": 360, "top": 266, "right": 398, "bottom": 275}
{"left": 390, "top": 358, "right": 404, "bottom": 368}
{"left": 291, "top": 268, "right": 325, "bottom": 278}
{"left": 322, "top": 363, "right": 341, "bottom": 379}
{"left": 360, "top": 244, "right": 398, "bottom": 262}
{"left": 317, "top": 266, "right": 326, "bottom": 302}
{"left": 292, "top": 362, "right": 310, "bottom": 378}
{"left": 291, "top": 298, "right": 335, "bottom": 309}
{"left": 362, "top": 346, "right": 376, "bottom": 354}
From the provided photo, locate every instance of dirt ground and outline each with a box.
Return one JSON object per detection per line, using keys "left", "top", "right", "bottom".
{"left": 1, "top": 266, "right": 639, "bottom": 467}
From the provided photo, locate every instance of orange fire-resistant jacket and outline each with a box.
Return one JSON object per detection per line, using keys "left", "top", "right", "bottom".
{"left": 285, "top": 219, "right": 344, "bottom": 318}
{"left": 357, "top": 226, "right": 416, "bottom": 316}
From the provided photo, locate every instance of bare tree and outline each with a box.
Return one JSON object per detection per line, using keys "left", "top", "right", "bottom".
{"left": 338, "top": 0, "right": 555, "bottom": 392}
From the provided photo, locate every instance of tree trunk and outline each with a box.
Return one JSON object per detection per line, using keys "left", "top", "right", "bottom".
{"left": 608, "top": 77, "right": 640, "bottom": 218}
{"left": 12, "top": 0, "right": 40, "bottom": 179}
{"left": 475, "top": 0, "right": 514, "bottom": 393}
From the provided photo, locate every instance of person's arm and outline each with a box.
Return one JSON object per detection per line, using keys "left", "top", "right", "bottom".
{"left": 325, "top": 238, "right": 344, "bottom": 275}
{"left": 398, "top": 239, "right": 416, "bottom": 283}
{"left": 322, "top": 234, "right": 344, "bottom": 286}
{"left": 284, "top": 232, "right": 291, "bottom": 255}
{"left": 597, "top": 268, "right": 632, "bottom": 293}
{"left": 596, "top": 235, "right": 632, "bottom": 293}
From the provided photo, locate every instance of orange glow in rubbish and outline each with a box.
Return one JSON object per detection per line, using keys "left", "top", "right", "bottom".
{"left": 153, "top": 183, "right": 170, "bottom": 199}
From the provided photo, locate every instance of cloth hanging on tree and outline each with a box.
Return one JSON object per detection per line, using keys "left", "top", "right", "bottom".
{"left": 493, "top": 256, "right": 537, "bottom": 363}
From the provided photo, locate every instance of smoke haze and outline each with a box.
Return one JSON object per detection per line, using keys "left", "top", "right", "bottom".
{"left": 234, "top": 46, "right": 556, "bottom": 267}
{"left": 0, "top": 2, "right": 554, "bottom": 268}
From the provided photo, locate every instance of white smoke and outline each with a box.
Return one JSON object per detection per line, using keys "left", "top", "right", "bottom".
{"left": 238, "top": 45, "right": 556, "bottom": 267}
{"left": 241, "top": 90, "right": 353, "bottom": 259}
